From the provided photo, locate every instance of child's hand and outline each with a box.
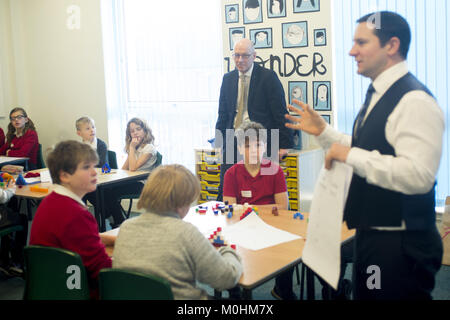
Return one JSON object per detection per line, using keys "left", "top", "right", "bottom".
{"left": 5, "top": 180, "right": 16, "bottom": 192}
{"left": 130, "top": 137, "right": 140, "bottom": 149}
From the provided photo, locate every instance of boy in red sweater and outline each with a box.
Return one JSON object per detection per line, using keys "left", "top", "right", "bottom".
{"left": 29, "top": 140, "right": 113, "bottom": 298}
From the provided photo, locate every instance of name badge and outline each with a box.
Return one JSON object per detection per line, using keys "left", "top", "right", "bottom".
{"left": 241, "top": 190, "right": 252, "bottom": 198}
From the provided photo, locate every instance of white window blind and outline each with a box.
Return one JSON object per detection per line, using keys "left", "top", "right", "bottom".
{"left": 101, "top": 0, "right": 223, "bottom": 172}
{"left": 333, "top": 0, "right": 449, "bottom": 205}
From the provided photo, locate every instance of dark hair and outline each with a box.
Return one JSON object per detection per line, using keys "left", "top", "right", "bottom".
{"left": 254, "top": 31, "right": 270, "bottom": 45}
{"left": 6, "top": 107, "right": 37, "bottom": 144}
{"left": 47, "top": 140, "right": 98, "bottom": 185}
{"left": 245, "top": 0, "right": 260, "bottom": 9}
{"left": 357, "top": 11, "right": 411, "bottom": 59}
{"left": 297, "top": 0, "right": 315, "bottom": 7}
{"left": 269, "top": 0, "right": 284, "bottom": 14}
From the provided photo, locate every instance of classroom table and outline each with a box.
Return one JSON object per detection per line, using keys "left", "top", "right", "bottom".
{"left": 14, "top": 168, "right": 150, "bottom": 231}
{"left": 0, "top": 156, "right": 29, "bottom": 171}
{"left": 93, "top": 169, "right": 149, "bottom": 232}
{"left": 103, "top": 201, "right": 355, "bottom": 300}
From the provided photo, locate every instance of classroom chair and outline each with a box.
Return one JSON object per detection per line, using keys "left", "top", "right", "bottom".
{"left": 35, "top": 144, "right": 45, "bottom": 169}
{"left": 107, "top": 150, "right": 118, "bottom": 170}
{"left": 99, "top": 268, "right": 173, "bottom": 300}
{"left": 117, "top": 151, "right": 163, "bottom": 219}
{"left": 23, "top": 245, "right": 90, "bottom": 300}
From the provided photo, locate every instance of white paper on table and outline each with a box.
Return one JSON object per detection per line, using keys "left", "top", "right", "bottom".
{"left": 302, "top": 162, "right": 353, "bottom": 290}
{"left": 222, "top": 213, "right": 302, "bottom": 251}
{"left": 24, "top": 177, "right": 41, "bottom": 184}
{"left": 39, "top": 170, "right": 53, "bottom": 183}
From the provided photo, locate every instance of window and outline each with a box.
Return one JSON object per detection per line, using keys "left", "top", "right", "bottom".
{"left": 101, "top": 0, "right": 223, "bottom": 172}
{"left": 333, "top": 0, "right": 449, "bottom": 205}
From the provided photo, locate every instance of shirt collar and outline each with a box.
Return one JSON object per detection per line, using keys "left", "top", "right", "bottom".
{"left": 53, "top": 184, "right": 88, "bottom": 208}
{"left": 238, "top": 158, "right": 272, "bottom": 178}
{"left": 83, "top": 137, "right": 97, "bottom": 150}
{"left": 239, "top": 63, "right": 254, "bottom": 79}
{"left": 372, "top": 61, "right": 409, "bottom": 96}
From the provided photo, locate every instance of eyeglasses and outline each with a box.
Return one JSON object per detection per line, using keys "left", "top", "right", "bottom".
{"left": 10, "top": 115, "right": 25, "bottom": 121}
{"left": 232, "top": 53, "right": 252, "bottom": 60}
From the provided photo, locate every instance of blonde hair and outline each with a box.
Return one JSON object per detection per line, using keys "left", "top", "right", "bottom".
{"left": 137, "top": 164, "right": 200, "bottom": 214}
{"left": 75, "top": 116, "right": 94, "bottom": 131}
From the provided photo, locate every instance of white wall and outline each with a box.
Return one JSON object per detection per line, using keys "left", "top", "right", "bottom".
{"left": 0, "top": 0, "right": 18, "bottom": 119}
{"left": 0, "top": 0, "right": 108, "bottom": 159}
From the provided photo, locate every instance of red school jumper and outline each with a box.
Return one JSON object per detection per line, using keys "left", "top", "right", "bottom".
{"left": 29, "top": 191, "right": 112, "bottom": 298}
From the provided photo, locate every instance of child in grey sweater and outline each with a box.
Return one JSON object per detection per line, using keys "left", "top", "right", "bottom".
{"left": 113, "top": 164, "right": 243, "bottom": 299}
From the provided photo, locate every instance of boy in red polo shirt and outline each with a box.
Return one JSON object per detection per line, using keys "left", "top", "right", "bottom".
{"left": 223, "top": 121, "right": 295, "bottom": 300}
{"left": 29, "top": 140, "right": 113, "bottom": 299}
{"left": 223, "top": 121, "right": 288, "bottom": 209}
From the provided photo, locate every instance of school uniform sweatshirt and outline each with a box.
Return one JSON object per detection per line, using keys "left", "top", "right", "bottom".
{"left": 30, "top": 186, "right": 112, "bottom": 289}
{"left": 113, "top": 212, "right": 243, "bottom": 300}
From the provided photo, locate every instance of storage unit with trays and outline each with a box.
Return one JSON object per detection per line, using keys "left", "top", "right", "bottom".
{"left": 280, "top": 153, "right": 300, "bottom": 211}
{"left": 195, "top": 148, "right": 222, "bottom": 204}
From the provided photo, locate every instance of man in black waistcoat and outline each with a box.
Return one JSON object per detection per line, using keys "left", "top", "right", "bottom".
{"left": 286, "top": 11, "right": 444, "bottom": 300}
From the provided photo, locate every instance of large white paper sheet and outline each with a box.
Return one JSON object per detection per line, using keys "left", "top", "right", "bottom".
{"left": 302, "top": 162, "right": 353, "bottom": 290}
{"left": 222, "top": 213, "right": 301, "bottom": 251}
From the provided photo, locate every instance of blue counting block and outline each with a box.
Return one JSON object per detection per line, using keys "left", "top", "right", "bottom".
{"left": 293, "top": 212, "right": 303, "bottom": 220}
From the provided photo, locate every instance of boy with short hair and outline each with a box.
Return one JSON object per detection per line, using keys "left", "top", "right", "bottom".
{"left": 223, "top": 121, "right": 295, "bottom": 300}
{"left": 76, "top": 117, "right": 108, "bottom": 168}
{"left": 223, "top": 121, "right": 288, "bottom": 209}
{"left": 29, "top": 140, "right": 113, "bottom": 298}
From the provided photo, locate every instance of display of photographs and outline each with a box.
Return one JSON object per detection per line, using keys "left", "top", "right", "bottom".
{"left": 314, "top": 28, "right": 327, "bottom": 46}
{"left": 243, "top": 0, "right": 263, "bottom": 24}
{"left": 282, "top": 21, "right": 308, "bottom": 48}
{"left": 250, "top": 28, "right": 273, "bottom": 49}
{"left": 288, "top": 81, "right": 308, "bottom": 106}
{"left": 313, "top": 81, "right": 332, "bottom": 111}
{"left": 267, "top": 0, "right": 286, "bottom": 18}
{"left": 321, "top": 114, "right": 331, "bottom": 124}
{"left": 225, "top": 4, "right": 239, "bottom": 24}
{"left": 293, "top": 0, "right": 320, "bottom": 13}
{"left": 229, "top": 27, "right": 245, "bottom": 51}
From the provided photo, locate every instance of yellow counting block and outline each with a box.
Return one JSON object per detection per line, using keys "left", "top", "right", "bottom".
{"left": 30, "top": 185, "right": 49, "bottom": 193}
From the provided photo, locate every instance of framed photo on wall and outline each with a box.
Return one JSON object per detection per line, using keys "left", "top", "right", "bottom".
{"left": 229, "top": 27, "right": 245, "bottom": 51}
{"left": 293, "top": 0, "right": 320, "bottom": 13}
{"left": 267, "top": 0, "right": 286, "bottom": 18}
{"left": 313, "top": 81, "right": 331, "bottom": 111}
{"left": 321, "top": 114, "right": 331, "bottom": 124}
{"left": 250, "top": 28, "right": 273, "bottom": 49}
{"left": 282, "top": 21, "right": 308, "bottom": 48}
{"left": 243, "top": 0, "right": 263, "bottom": 24}
{"left": 288, "top": 81, "right": 308, "bottom": 106}
{"left": 314, "top": 28, "right": 327, "bottom": 46}
{"left": 225, "top": 4, "right": 239, "bottom": 24}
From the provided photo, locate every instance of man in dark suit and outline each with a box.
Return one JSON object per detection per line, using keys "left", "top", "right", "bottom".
{"left": 215, "top": 38, "right": 295, "bottom": 300}
{"left": 216, "top": 38, "right": 293, "bottom": 198}
{"left": 287, "top": 11, "right": 444, "bottom": 300}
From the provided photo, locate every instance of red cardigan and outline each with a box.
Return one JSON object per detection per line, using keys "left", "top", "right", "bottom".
{"left": 0, "top": 128, "right": 5, "bottom": 148}
{"left": 0, "top": 129, "right": 39, "bottom": 168}
{"left": 30, "top": 192, "right": 112, "bottom": 296}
